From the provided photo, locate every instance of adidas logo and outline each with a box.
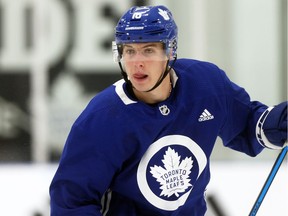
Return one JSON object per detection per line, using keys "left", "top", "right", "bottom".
{"left": 198, "top": 109, "right": 214, "bottom": 122}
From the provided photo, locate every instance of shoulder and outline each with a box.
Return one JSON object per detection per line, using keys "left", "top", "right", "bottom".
{"left": 173, "top": 58, "right": 227, "bottom": 86}
{"left": 172, "top": 58, "right": 245, "bottom": 102}
{"left": 74, "top": 83, "right": 126, "bottom": 126}
{"left": 173, "top": 58, "right": 220, "bottom": 73}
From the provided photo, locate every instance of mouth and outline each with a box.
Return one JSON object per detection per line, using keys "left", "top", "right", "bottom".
{"left": 133, "top": 73, "right": 148, "bottom": 81}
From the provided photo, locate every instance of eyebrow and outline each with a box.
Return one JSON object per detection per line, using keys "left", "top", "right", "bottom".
{"left": 123, "top": 43, "right": 160, "bottom": 49}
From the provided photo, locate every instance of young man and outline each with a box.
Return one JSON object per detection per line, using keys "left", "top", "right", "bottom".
{"left": 50, "top": 5, "right": 287, "bottom": 216}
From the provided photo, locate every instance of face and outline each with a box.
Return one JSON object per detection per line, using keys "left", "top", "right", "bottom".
{"left": 121, "top": 42, "right": 169, "bottom": 92}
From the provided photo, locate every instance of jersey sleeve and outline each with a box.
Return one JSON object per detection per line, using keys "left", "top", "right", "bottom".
{"left": 49, "top": 106, "right": 127, "bottom": 215}
{"left": 218, "top": 70, "right": 268, "bottom": 156}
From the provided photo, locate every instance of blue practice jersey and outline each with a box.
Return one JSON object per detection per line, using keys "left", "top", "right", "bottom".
{"left": 50, "top": 59, "right": 268, "bottom": 216}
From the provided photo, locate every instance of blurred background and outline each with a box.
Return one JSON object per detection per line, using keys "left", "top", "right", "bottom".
{"left": 0, "top": 0, "right": 287, "bottom": 215}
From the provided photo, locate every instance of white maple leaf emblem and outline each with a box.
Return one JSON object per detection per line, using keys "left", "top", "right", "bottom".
{"left": 150, "top": 147, "right": 193, "bottom": 198}
{"left": 158, "top": 8, "right": 170, "bottom": 20}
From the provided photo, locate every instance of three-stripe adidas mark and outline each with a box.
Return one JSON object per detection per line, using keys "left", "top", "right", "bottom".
{"left": 198, "top": 109, "right": 214, "bottom": 122}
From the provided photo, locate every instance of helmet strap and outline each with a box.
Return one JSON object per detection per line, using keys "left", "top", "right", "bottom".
{"left": 118, "top": 62, "right": 129, "bottom": 83}
{"left": 145, "top": 56, "right": 177, "bottom": 92}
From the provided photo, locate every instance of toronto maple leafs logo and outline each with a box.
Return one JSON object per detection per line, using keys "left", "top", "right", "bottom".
{"left": 150, "top": 147, "right": 193, "bottom": 198}
{"left": 137, "top": 135, "right": 207, "bottom": 211}
{"left": 158, "top": 8, "right": 170, "bottom": 20}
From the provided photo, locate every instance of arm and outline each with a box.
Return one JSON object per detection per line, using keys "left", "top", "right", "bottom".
{"left": 218, "top": 69, "right": 287, "bottom": 155}
{"left": 50, "top": 114, "right": 123, "bottom": 216}
{"left": 218, "top": 70, "right": 269, "bottom": 156}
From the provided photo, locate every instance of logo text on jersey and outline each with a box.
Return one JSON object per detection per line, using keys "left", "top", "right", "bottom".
{"left": 198, "top": 109, "right": 214, "bottom": 122}
{"left": 150, "top": 147, "right": 193, "bottom": 198}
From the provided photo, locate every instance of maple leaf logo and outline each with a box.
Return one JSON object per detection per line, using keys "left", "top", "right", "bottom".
{"left": 158, "top": 8, "right": 170, "bottom": 20}
{"left": 150, "top": 147, "right": 193, "bottom": 198}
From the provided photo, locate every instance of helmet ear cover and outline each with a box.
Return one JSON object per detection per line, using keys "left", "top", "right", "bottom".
{"left": 112, "top": 41, "right": 123, "bottom": 63}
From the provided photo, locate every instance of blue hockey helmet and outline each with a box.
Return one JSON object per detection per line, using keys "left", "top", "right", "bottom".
{"left": 113, "top": 5, "right": 178, "bottom": 62}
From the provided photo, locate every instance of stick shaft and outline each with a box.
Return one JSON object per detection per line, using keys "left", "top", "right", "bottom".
{"left": 249, "top": 145, "right": 288, "bottom": 216}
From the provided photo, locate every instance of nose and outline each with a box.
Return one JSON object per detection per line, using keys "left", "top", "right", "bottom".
{"left": 133, "top": 53, "right": 145, "bottom": 67}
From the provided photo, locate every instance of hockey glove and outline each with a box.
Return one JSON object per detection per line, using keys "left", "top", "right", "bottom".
{"left": 262, "top": 101, "right": 287, "bottom": 148}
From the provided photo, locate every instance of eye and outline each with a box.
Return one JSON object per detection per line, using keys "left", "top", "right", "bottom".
{"left": 124, "top": 48, "right": 135, "bottom": 55}
{"left": 143, "top": 47, "right": 155, "bottom": 54}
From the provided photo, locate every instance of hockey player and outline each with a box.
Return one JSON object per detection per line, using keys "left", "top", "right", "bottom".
{"left": 49, "top": 5, "right": 287, "bottom": 216}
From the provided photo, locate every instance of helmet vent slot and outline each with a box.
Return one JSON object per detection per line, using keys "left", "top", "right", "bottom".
{"left": 146, "top": 29, "right": 165, "bottom": 35}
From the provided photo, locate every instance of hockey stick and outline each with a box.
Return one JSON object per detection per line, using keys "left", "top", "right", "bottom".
{"left": 249, "top": 144, "right": 288, "bottom": 216}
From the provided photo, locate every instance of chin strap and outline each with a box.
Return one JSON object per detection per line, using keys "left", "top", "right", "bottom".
{"left": 118, "top": 56, "right": 177, "bottom": 93}
{"left": 118, "top": 62, "right": 129, "bottom": 84}
{"left": 145, "top": 56, "right": 177, "bottom": 92}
